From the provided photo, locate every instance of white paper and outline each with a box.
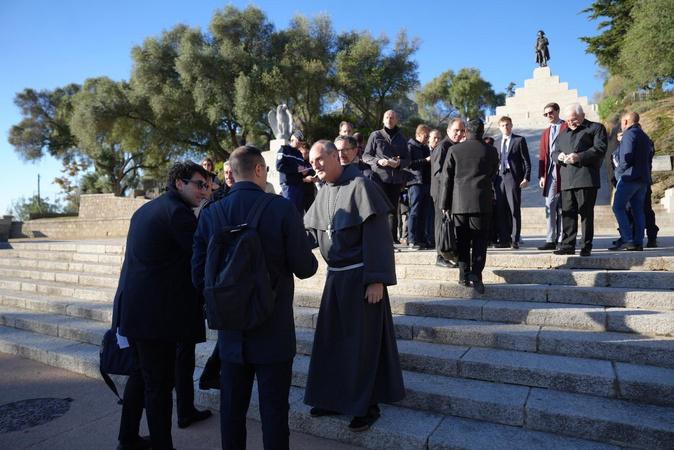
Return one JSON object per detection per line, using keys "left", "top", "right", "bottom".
{"left": 116, "top": 328, "right": 130, "bottom": 349}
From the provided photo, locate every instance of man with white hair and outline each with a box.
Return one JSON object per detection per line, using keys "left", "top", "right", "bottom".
{"left": 551, "top": 104, "right": 607, "bottom": 257}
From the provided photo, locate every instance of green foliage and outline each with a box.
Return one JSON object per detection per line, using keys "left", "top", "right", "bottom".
{"left": 335, "top": 31, "right": 419, "bottom": 130}
{"left": 618, "top": 0, "right": 674, "bottom": 89}
{"left": 416, "top": 68, "right": 501, "bottom": 125}
{"left": 10, "top": 195, "right": 64, "bottom": 221}
{"left": 597, "top": 95, "right": 622, "bottom": 121}
{"left": 580, "top": 0, "right": 635, "bottom": 75}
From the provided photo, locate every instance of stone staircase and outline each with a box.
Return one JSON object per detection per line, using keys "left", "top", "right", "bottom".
{"left": 0, "top": 239, "right": 673, "bottom": 449}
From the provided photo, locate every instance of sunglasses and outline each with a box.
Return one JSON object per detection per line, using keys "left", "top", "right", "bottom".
{"left": 182, "top": 179, "right": 210, "bottom": 190}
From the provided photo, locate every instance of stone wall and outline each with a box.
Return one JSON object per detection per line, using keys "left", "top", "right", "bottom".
{"left": 78, "top": 194, "right": 149, "bottom": 220}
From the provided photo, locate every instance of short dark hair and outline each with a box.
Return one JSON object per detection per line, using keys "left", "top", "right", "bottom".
{"left": 544, "top": 102, "right": 560, "bottom": 112}
{"left": 334, "top": 135, "right": 357, "bottom": 149}
{"left": 166, "top": 161, "right": 210, "bottom": 191}
{"left": 229, "top": 145, "right": 265, "bottom": 178}
{"left": 416, "top": 124, "right": 430, "bottom": 135}
{"left": 353, "top": 132, "right": 364, "bottom": 145}
{"left": 498, "top": 116, "right": 512, "bottom": 125}
{"left": 465, "top": 119, "right": 485, "bottom": 140}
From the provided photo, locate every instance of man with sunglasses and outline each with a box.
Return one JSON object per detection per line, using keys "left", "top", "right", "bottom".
{"left": 537, "top": 103, "right": 566, "bottom": 251}
{"left": 114, "top": 161, "right": 211, "bottom": 450}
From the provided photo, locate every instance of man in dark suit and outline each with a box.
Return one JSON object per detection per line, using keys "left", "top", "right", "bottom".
{"left": 552, "top": 103, "right": 608, "bottom": 257}
{"left": 114, "top": 161, "right": 211, "bottom": 450}
{"left": 431, "top": 118, "right": 465, "bottom": 267}
{"left": 362, "top": 110, "right": 410, "bottom": 243}
{"left": 440, "top": 119, "right": 499, "bottom": 294}
{"left": 192, "top": 146, "right": 318, "bottom": 450}
{"left": 494, "top": 116, "right": 531, "bottom": 248}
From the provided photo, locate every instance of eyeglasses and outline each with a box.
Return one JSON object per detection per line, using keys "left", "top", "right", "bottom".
{"left": 182, "top": 179, "right": 210, "bottom": 190}
{"left": 543, "top": 111, "right": 556, "bottom": 117}
{"left": 337, "top": 147, "right": 356, "bottom": 153}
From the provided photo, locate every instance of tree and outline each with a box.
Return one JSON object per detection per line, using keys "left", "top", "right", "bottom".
{"left": 416, "top": 68, "right": 501, "bottom": 123}
{"left": 335, "top": 31, "right": 419, "bottom": 130}
{"left": 266, "top": 14, "right": 336, "bottom": 141}
{"left": 8, "top": 84, "right": 81, "bottom": 163}
{"left": 618, "top": 0, "right": 674, "bottom": 90}
{"left": 580, "top": 0, "right": 635, "bottom": 76}
{"left": 10, "top": 195, "right": 64, "bottom": 221}
{"left": 69, "top": 77, "right": 165, "bottom": 196}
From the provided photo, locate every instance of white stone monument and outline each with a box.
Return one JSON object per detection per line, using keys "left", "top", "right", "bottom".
{"left": 486, "top": 66, "right": 599, "bottom": 131}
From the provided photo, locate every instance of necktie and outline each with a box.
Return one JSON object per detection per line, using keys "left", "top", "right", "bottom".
{"left": 551, "top": 124, "right": 558, "bottom": 143}
{"left": 501, "top": 138, "right": 508, "bottom": 172}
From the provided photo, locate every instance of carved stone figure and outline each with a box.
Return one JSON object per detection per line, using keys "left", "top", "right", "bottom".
{"left": 268, "top": 104, "right": 293, "bottom": 140}
{"left": 535, "top": 30, "right": 550, "bottom": 67}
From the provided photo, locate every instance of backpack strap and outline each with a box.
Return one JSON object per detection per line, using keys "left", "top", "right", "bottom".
{"left": 245, "top": 193, "right": 274, "bottom": 230}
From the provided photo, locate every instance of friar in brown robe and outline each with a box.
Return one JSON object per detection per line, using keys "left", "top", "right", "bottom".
{"left": 303, "top": 140, "right": 405, "bottom": 432}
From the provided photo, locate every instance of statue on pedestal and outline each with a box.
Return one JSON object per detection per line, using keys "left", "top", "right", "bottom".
{"left": 535, "top": 30, "right": 550, "bottom": 67}
{"left": 267, "top": 104, "right": 293, "bottom": 140}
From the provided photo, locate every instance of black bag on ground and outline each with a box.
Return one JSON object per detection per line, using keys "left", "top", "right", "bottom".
{"left": 438, "top": 211, "right": 457, "bottom": 261}
{"left": 204, "top": 193, "right": 275, "bottom": 331}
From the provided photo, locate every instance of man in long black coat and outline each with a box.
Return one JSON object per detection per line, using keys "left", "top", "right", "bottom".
{"left": 440, "top": 119, "right": 499, "bottom": 294}
{"left": 192, "top": 146, "right": 318, "bottom": 450}
{"left": 113, "top": 161, "right": 211, "bottom": 450}
{"left": 304, "top": 140, "right": 405, "bottom": 432}
{"left": 431, "top": 118, "right": 465, "bottom": 267}
{"left": 552, "top": 103, "right": 607, "bottom": 257}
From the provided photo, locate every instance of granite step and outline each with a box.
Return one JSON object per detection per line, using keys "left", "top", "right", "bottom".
{"left": 2, "top": 301, "right": 673, "bottom": 407}
{"left": 0, "top": 276, "right": 116, "bottom": 302}
{"left": 0, "top": 324, "right": 670, "bottom": 448}
{"left": 0, "top": 267, "right": 119, "bottom": 289}
{"left": 0, "top": 248, "right": 124, "bottom": 265}
{"left": 0, "top": 255, "right": 121, "bottom": 275}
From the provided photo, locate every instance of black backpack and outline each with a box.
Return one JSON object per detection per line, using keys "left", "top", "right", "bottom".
{"left": 204, "top": 193, "right": 276, "bottom": 331}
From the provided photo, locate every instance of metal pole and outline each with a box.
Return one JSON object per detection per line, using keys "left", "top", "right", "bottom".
{"left": 37, "top": 173, "right": 41, "bottom": 209}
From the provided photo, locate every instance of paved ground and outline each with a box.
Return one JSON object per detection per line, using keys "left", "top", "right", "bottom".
{"left": 0, "top": 353, "right": 361, "bottom": 450}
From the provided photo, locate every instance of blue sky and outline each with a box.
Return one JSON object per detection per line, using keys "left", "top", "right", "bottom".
{"left": 0, "top": 0, "right": 603, "bottom": 214}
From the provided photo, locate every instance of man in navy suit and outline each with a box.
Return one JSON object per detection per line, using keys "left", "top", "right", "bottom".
{"left": 114, "top": 161, "right": 211, "bottom": 450}
{"left": 494, "top": 116, "right": 531, "bottom": 248}
{"left": 192, "top": 146, "right": 318, "bottom": 450}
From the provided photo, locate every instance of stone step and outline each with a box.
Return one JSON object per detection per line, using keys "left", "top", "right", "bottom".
{"left": 0, "top": 254, "right": 121, "bottom": 275}
{"left": 297, "top": 292, "right": 674, "bottom": 336}
{"left": 0, "top": 276, "right": 115, "bottom": 302}
{"left": 297, "top": 277, "right": 674, "bottom": 311}
{"left": 6, "top": 240, "right": 125, "bottom": 254}
{"left": 1, "top": 248, "right": 125, "bottom": 265}
{"left": 293, "top": 306, "right": 674, "bottom": 369}
{"left": 2, "top": 300, "right": 674, "bottom": 408}
{"left": 0, "top": 267, "right": 119, "bottom": 289}
{"left": 0, "top": 325, "right": 670, "bottom": 449}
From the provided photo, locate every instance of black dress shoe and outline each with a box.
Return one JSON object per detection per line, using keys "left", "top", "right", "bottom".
{"left": 553, "top": 248, "right": 575, "bottom": 255}
{"left": 117, "top": 436, "right": 151, "bottom": 450}
{"left": 310, "top": 407, "right": 339, "bottom": 417}
{"left": 646, "top": 238, "right": 658, "bottom": 248}
{"left": 467, "top": 273, "right": 485, "bottom": 294}
{"left": 537, "top": 242, "right": 556, "bottom": 251}
{"left": 457, "top": 279, "right": 471, "bottom": 287}
{"left": 612, "top": 237, "right": 624, "bottom": 246}
{"left": 178, "top": 409, "right": 212, "bottom": 429}
{"left": 511, "top": 242, "right": 519, "bottom": 249}
{"left": 579, "top": 248, "right": 592, "bottom": 257}
{"left": 610, "top": 243, "right": 643, "bottom": 251}
{"left": 436, "top": 257, "right": 456, "bottom": 268}
{"left": 495, "top": 242, "right": 511, "bottom": 248}
{"left": 348, "top": 405, "right": 380, "bottom": 432}
{"left": 198, "top": 376, "right": 220, "bottom": 390}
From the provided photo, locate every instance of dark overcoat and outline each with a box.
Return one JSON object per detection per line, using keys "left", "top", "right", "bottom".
{"left": 552, "top": 119, "right": 608, "bottom": 190}
{"left": 114, "top": 190, "right": 205, "bottom": 343}
{"left": 192, "top": 181, "right": 318, "bottom": 364}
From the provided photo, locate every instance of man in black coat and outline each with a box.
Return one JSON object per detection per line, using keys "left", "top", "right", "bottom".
{"left": 494, "top": 116, "right": 531, "bottom": 248}
{"left": 113, "top": 161, "right": 211, "bottom": 450}
{"left": 552, "top": 104, "right": 607, "bottom": 257}
{"left": 192, "top": 146, "right": 318, "bottom": 450}
{"left": 431, "top": 118, "right": 465, "bottom": 267}
{"left": 439, "top": 119, "right": 499, "bottom": 294}
{"left": 362, "top": 109, "right": 410, "bottom": 243}
{"left": 406, "top": 124, "right": 433, "bottom": 248}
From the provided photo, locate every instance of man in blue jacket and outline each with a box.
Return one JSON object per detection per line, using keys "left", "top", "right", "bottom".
{"left": 406, "top": 124, "right": 433, "bottom": 249}
{"left": 192, "top": 145, "right": 318, "bottom": 450}
{"left": 276, "top": 130, "right": 313, "bottom": 213}
{"left": 610, "top": 111, "right": 653, "bottom": 251}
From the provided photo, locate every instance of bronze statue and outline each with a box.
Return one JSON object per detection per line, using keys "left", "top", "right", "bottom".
{"left": 535, "top": 30, "right": 550, "bottom": 67}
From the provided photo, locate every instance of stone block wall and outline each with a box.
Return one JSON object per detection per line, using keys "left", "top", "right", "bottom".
{"left": 78, "top": 194, "right": 149, "bottom": 220}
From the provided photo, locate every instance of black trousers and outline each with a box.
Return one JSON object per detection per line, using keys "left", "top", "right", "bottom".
{"left": 175, "top": 342, "right": 196, "bottom": 420}
{"left": 219, "top": 356, "right": 293, "bottom": 450}
{"left": 118, "top": 368, "right": 144, "bottom": 445}
{"left": 453, "top": 213, "right": 490, "bottom": 281}
{"left": 433, "top": 200, "right": 448, "bottom": 260}
{"left": 135, "top": 339, "right": 177, "bottom": 450}
{"left": 561, "top": 187, "right": 598, "bottom": 251}
{"left": 200, "top": 342, "right": 221, "bottom": 383}
{"left": 377, "top": 182, "right": 402, "bottom": 242}
{"left": 494, "top": 171, "right": 521, "bottom": 243}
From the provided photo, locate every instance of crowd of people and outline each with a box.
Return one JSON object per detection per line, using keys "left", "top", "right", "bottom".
{"left": 111, "top": 103, "right": 658, "bottom": 450}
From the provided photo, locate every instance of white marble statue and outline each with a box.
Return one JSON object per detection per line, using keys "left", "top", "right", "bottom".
{"left": 268, "top": 104, "right": 293, "bottom": 140}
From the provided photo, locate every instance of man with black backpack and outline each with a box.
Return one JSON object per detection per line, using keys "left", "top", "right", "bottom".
{"left": 192, "top": 145, "right": 318, "bottom": 450}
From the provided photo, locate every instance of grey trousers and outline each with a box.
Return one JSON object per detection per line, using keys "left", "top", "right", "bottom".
{"left": 545, "top": 190, "right": 562, "bottom": 244}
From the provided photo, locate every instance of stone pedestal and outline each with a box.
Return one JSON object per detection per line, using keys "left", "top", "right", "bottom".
{"left": 263, "top": 138, "right": 288, "bottom": 194}
{"left": 486, "top": 67, "right": 599, "bottom": 131}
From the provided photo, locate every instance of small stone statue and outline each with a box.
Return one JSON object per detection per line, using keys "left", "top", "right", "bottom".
{"left": 267, "top": 104, "right": 293, "bottom": 140}
{"left": 535, "top": 30, "right": 550, "bottom": 67}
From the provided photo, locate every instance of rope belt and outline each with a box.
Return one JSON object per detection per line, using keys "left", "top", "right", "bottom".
{"left": 326, "top": 262, "right": 364, "bottom": 272}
